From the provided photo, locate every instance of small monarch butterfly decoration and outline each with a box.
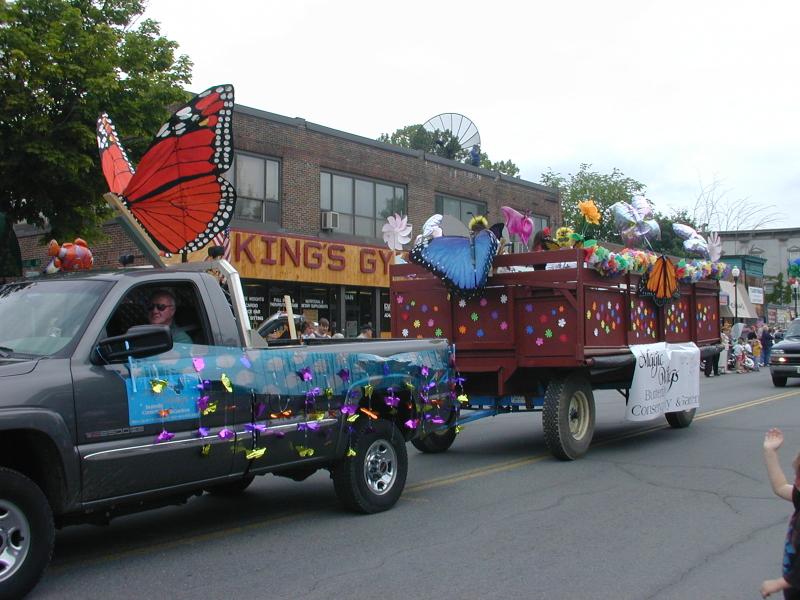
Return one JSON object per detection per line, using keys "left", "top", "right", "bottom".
{"left": 639, "top": 255, "right": 679, "bottom": 305}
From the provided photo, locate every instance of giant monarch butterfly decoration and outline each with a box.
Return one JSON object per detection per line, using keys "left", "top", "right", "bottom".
{"left": 97, "top": 85, "right": 236, "bottom": 255}
{"left": 638, "top": 255, "right": 679, "bottom": 305}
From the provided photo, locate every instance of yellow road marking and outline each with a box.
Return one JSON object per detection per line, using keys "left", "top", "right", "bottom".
{"left": 55, "top": 388, "right": 800, "bottom": 569}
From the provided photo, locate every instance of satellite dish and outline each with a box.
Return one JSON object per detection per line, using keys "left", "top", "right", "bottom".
{"left": 422, "top": 113, "right": 481, "bottom": 150}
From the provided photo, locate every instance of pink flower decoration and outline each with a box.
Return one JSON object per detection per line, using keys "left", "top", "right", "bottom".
{"left": 427, "top": 319, "right": 434, "bottom": 327}
{"left": 396, "top": 295, "right": 404, "bottom": 304}
{"left": 536, "top": 337, "right": 544, "bottom": 346}
{"left": 500, "top": 321, "right": 508, "bottom": 330}
{"left": 479, "top": 298, "right": 488, "bottom": 307}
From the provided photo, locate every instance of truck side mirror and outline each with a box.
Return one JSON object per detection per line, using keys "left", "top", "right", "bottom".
{"left": 94, "top": 325, "right": 173, "bottom": 364}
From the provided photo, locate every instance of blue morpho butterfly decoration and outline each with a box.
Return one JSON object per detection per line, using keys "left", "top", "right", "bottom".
{"left": 409, "top": 229, "right": 499, "bottom": 299}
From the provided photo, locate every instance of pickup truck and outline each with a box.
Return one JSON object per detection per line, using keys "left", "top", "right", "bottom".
{"left": 0, "top": 260, "right": 454, "bottom": 599}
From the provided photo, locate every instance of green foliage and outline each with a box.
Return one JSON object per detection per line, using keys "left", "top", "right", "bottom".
{"left": 539, "top": 164, "right": 646, "bottom": 242}
{"left": 766, "top": 272, "right": 794, "bottom": 305}
{"left": 378, "top": 124, "right": 519, "bottom": 176}
{"left": 649, "top": 208, "right": 700, "bottom": 257}
{"left": 0, "top": 0, "right": 193, "bottom": 242}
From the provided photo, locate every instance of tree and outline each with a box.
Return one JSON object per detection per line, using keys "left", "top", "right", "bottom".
{"left": 378, "top": 124, "right": 520, "bottom": 176}
{"left": 766, "top": 272, "right": 793, "bottom": 305}
{"left": 690, "top": 176, "right": 780, "bottom": 232}
{"left": 650, "top": 208, "right": 701, "bottom": 257}
{"left": 539, "top": 164, "right": 646, "bottom": 242}
{"left": 0, "top": 0, "right": 193, "bottom": 242}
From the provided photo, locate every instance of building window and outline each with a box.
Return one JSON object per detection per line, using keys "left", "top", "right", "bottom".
{"left": 435, "top": 194, "right": 488, "bottom": 228}
{"left": 320, "top": 171, "right": 406, "bottom": 237}
{"left": 531, "top": 214, "right": 549, "bottom": 232}
{"left": 226, "top": 152, "right": 280, "bottom": 224}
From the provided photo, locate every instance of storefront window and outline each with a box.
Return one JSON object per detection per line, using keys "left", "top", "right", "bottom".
{"left": 345, "top": 288, "right": 374, "bottom": 338}
{"left": 435, "top": 193, "right": 487, "bottom": 227}
{"left": 230, "top": 152, "right": 281, "bottom": 224}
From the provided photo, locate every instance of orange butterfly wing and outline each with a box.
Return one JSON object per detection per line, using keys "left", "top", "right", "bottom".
{"left": 646, "top": 256, "right": 678, "bottom": 300}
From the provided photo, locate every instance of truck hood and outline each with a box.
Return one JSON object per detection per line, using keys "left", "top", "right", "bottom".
{"left": 0, "top": 358, "right": 39, "bottom": 377}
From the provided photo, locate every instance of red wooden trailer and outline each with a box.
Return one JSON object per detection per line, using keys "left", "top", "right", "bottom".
{"left": 390, "top": 248, "right": 722, "bottom": 460}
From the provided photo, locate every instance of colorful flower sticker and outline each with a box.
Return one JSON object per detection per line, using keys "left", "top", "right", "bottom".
{"left": 559, "top": 305, "right": 565, "bottom": 313}
{"left": 491, "top": 310, "right": 499, "bottom": 319}
{"left": 458, "top": 325, "right": 467, "bottom": 334}
{"left": 396, "top": 295, "right": 404, "bottom": 304}
{"left": 435, "top": 327, "right": 443, "bottom": 337}
{"left": 458, "top": 299, "right": 467, "bottom": 308}
{"left": 402, "top": 328, "right": 409, "bottom": 337}
{"left": 545, "top": 329, "right": 553, "bottom": 338}
{"left": 525, "top": 304, "right": 534, "bottom": 313}
{"left": 536, "top": 337, "right": 544, "bottom": 346}
{"left": 586, "top": 310, "right": 592, "bottom": 319}
{"left": 525, "top": 325, "right": 534, "bottom": 335}
{"left": 433, "top": 305, "right": 439, "bottom": 312}
{"left": 500, "top": 294, "right": 508, "bottom": 304}
{"left": 421, "top": 304, "right": 428, "bottom": 313}
{"left": 413, "top": 319, "right": 421, "bottom": 328}
{"left": 500, "top": 321, "right": 508, "bottom": 330}
{"left": 551, "top": 308, "right": 557, "bottom": 316}
{"left": 427, "top": 318, "right": 434, "bottom": 327}
{"left": 559, "top": 333, "right": 568, "bottom": 343}
{"left": 479, "top": 298, "right": 488, "bottom": 307}
{"left": 594, "top": 328, "right": 599, "bottom": 337}
{"left": 476, "top": 329, "right": 485, "bottom": 337}
{"left": 539, "top": 314, "right": 548, "bottom": 324}
{"left": 558, "top": 318, "right": 566, "bottom": 328}
{"left": 470, "top": 312, "right": 479, "bottom": 322}
{"left": 401, "top": 312, "right": 409, "bottom": 321}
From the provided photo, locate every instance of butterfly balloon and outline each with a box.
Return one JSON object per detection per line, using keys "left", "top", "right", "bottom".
{"left": 501, "top": 206, "right": 534, "bottom": 247}
{"left": 610, "top": 197, "right": 661, "bottom": 247}
{"left": 97, "top": 85, "right": 236, "bottom": 254}
{"left": 672, "top": 224, "right": 710, "bottom": 259}
{"left": 409, "top": 229, "right": 499, "bottom": 299}
{"left": 706, "top": 231, "right": 722, "bottom": 262}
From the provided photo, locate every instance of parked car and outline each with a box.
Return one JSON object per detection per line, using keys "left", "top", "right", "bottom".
{"left": 769, "top": 318, "right": 800, "bottom": 386}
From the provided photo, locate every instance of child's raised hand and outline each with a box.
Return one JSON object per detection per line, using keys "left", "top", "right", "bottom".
{"left": 764, "top": 428, "right": 784, "bottom": 451}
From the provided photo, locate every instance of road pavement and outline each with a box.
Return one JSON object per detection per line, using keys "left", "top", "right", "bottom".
{"left": 31, "top": 369, "right": 800, "bottom": 599}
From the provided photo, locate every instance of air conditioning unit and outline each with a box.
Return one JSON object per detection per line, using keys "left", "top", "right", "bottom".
{"left": 321, "top": 211, "right": 340, "bottom": 231}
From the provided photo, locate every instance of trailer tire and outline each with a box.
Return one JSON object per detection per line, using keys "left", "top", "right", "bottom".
{"left": 0, "top": 468, "right": 54, "bottom": 600}
{"left": 665, "top": 408, "right": 696, "bottom": 428}
{"left": 411, "top": 427, "right": 457, "bottom": 453}
{"left": 331, "top": 419, "right": 407, "bottom": 513}
{"left": 542, "top": 375, "right": 595, "bottom": 460}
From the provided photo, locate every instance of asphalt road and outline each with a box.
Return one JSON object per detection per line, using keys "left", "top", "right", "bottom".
{"left": 31, "top": 369, "right": 800, "bottom": 600}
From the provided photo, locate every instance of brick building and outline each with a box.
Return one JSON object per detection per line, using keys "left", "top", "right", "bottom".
{"left": 17, "top": 101, "right": 560, "bottom": 336}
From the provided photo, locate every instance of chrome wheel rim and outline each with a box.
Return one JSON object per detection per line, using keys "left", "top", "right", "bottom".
{"left": 568, "top": 391, "right": 590, "bottom": 441}
{"left": 363, "top": 439, "right": 397, "bottom": 495}
{"left": 0, "top": 499, "right": 31, "bottom": 583}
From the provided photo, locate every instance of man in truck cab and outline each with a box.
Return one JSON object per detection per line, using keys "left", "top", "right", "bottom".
{"left": 147, "top": 289, "right": 193, "bottom": 344}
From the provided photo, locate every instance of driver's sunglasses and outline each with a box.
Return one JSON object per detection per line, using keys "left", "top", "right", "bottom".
{"left": 147, "top": 303, "right": 173, "bottom": 312}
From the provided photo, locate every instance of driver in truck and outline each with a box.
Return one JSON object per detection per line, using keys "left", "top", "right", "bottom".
{"left": 147, "top": 290, "right": 192, "bottom": 344}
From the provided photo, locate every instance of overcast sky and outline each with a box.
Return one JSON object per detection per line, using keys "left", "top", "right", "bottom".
{"left": 143, "top": 0, "right": 800, "bottom": 230}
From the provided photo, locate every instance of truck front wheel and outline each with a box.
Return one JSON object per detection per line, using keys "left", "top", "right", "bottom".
{"left": 331, "top": 420, "right": 407, "bottom": 513}
{"left": 542, "top": 375, "right": 596, "bottom": 460}
{"left": 0, "top": 467, "right": 54, "bottom": 600}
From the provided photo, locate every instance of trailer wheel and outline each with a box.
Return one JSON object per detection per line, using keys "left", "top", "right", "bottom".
{"left": 665, "top": 408, "right": 696, "bottom": 428}
{"left": 0, "top": 468, "right": 54, "bottom": 600}
{"left": 411, "top": 427, "right": 457, "bottom": 453}
{"left": 542, "top": 375, "right": 595, "bottom": 460}
{"left": 331, "top": 419, "right": 407, "bottom": 513}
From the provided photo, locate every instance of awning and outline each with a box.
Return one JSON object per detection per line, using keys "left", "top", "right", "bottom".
{"left": 719, "top": 280, "right": 758, "bottom": 320}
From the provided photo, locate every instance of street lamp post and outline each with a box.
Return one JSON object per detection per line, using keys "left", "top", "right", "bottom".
{"left": 731, "top": 266, "right": 741, "bottom": 324}
{"left": 793, "top": 279, "right": 799, "bottom": 318}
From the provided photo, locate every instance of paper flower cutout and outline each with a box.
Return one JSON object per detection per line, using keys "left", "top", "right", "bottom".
{"left": 297, "top": 367, "right": 313, "bottom": 382}
{"left": 221, "top": 373, "right": 233, "bottom": 392}
{"left": 150, "top": 379, "right": 168, "bottom": 394}
{"left": 218, "top": 428, "right": 234, "bottom": 440}
{"left": 382, "top": 213, "right": 412, "bottom": 250}
{"left": 197, "top": 426, "right": 210, "bottom": 437}
{"left": 155, "top": 429, "right": 174, "bottom": 442}
{"left": 192, "top": 357, "right": 205, "bottom": 372}
{"left": 246, "top": 448, "right": 266, "bottom": 460}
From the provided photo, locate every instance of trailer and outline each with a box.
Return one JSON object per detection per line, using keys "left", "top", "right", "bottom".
{"left": 390, "top": 247, "right": 722, "bottom": 460}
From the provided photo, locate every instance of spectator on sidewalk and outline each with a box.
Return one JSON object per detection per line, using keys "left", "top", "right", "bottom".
{"left": 762, "top": 327, "right": 775, "bottom": 367}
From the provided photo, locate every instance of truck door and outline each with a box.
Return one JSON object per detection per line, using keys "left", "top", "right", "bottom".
{"left": 72, "top": 280, "right": 236, "bottom": 501}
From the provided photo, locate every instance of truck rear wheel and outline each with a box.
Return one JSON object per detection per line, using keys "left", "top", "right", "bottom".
{"left": 331, "top": 420, "right": 407, "bottom": 513}
{"left": 665, "top": 408, "right": 696, "bottom": 428}
{"left": 542, "top": 375, "right": 595, "bottom": 460}
{"left": 0, "top": 468, "right": 54, "bottom": 600}
{"left": 411, "top": 427, "right": 457, "bottom": 453}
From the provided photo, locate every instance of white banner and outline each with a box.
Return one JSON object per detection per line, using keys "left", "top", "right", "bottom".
{"left": 627, "top": 342, "right": 701, "bottom": 421}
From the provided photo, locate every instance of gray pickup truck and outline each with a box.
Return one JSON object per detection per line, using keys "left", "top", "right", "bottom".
{"left": 0, "top": 261, "right": 455, "bottom": 599}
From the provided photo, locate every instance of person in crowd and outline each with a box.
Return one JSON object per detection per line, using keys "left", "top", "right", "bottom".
{"left": 147, "top": 290, "right": 192, "bottom": 344}
{"left": 299, "top": 321, "right": 315, "bottom": 340}
{"left": 315, "top": 317, "right": 331, "bottom": 338}
{"left": 357, "top": 323, "right": 374, "bottom": 339}
{"left": 759, "top": 428, "right": 800, "bottom": 598}
{"left": 762, "top": 326, "right": 775, "bottom": 367}
{"left": 752, "top": 336, "right": 763, "bottom": 371}
{"left": 733, "top": 337, "right": 746, "bottom": 374}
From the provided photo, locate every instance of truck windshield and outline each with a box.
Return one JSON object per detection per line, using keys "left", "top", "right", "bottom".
{"left": 0, "top": 280, "right": 110, "bottom": 357}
